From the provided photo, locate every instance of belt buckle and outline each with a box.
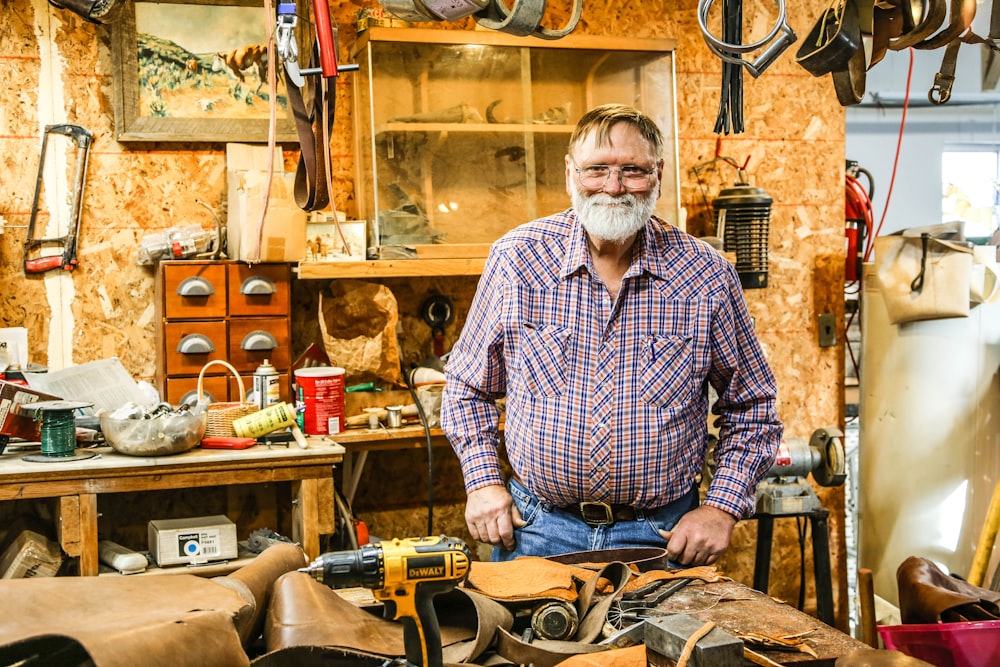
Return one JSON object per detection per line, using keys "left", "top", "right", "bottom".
{"left": 579, "top": 501, "right": 614, "bottom": 526}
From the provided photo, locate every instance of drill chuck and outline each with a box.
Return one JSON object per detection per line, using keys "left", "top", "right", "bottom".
{"left": 303, "top": 543, "right": 382, "bottom": 588}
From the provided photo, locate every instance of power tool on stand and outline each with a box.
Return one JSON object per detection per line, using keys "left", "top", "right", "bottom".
{"left": 300, "top": 535, "right": 471, "bottom": 667}
{"left": 704, "top": 427, "right": 846, "bottom": 515}
{"left": 755, "top": 427, "right": 846, "bottom": 515}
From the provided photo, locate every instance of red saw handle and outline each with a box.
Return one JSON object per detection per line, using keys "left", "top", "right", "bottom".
{"left": 25, "top": 256, "right": 75, "bottom": 273}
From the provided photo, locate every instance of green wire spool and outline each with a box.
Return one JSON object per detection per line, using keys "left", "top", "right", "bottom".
{"left": 20, "top": 400, "right": 97, "bottom": 463}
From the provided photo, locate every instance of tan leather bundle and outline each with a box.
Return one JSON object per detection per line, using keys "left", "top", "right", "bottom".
{"left": 896, "top": 555, "right": 1000, "bottom": 624}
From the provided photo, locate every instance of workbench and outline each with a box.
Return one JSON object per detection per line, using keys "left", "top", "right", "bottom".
{"left": 331, "top": 424, "right": 452, "bottom": 505}
{"left": 0, "top": 439, "right": 344, "bottom": 575}
{"left": 649, "top": 576, "right": 867, "bottom": 665}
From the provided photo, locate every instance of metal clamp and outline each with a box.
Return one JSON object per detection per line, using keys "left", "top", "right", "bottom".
{"left": 698, "top": 0, "right": 797, "bottom": 77}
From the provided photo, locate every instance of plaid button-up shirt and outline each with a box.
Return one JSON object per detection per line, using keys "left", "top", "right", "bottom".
{"left": 441, "top": 209, "right": 782, "bottom": 519}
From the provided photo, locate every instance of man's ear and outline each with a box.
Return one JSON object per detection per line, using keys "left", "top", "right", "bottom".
{"left": 565, "top": 155, "right": 574, "bottom": 198}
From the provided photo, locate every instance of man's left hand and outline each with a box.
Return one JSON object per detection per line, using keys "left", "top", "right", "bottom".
{"left": 659, "top": 505, "right": 737, "bottom": 566}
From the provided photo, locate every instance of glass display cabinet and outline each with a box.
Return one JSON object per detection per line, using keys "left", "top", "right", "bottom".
{"left": 351, "top": 28, "right": 679, "bottom": 262}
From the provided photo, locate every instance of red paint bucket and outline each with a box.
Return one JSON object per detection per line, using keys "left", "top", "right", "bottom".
{"left": 293, "top": 367, "right": 346, "bottom": 435}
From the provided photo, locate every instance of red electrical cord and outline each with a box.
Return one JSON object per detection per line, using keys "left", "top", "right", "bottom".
{"left": 864, "top": 47, "right": 915, "bottom": 261}
{"left": 845, "top": 47, "right": 914, "bottom": 392}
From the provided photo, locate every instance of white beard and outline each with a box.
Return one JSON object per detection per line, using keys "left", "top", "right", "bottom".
{"left": 571, "top": 187, "right": 656, "bottom": 244}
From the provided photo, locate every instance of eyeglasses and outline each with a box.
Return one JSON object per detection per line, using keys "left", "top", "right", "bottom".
{"left": 571, "top": 160, "right": 656, "bottom": 191}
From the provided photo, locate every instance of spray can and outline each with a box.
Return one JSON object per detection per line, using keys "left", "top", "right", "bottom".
{"left": 232, "top": 402, "right": 309, "bottom": 449}
{"left": 253, "top": 359, "right": 281, "bottom": 410}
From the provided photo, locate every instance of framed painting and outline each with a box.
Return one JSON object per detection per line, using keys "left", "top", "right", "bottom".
{"left": 111, "top": 0, "right": 311, "bottom": 143}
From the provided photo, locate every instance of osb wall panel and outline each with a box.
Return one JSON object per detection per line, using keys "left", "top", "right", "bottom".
{"left": 0, "top": 0, "right": 847, "bottom": 627}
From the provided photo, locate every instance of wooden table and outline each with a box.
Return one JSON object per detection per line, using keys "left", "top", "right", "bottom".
{"left": 0, "top": 439, "right": 344, "bottom": 575}
{"left": 331, "top": 425, "right": 451, "bottom": 505}
{"left": 650, "top": 577, "right": 869, "bottom": 665}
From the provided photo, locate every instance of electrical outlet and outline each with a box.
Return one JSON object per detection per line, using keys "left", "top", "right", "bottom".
{"left": 818, "top": 313, "right": 836, "bottom": 347}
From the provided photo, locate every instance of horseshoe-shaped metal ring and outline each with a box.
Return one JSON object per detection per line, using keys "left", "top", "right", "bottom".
{"left": 698, "top": 0, "right": 788, "bottom": 55}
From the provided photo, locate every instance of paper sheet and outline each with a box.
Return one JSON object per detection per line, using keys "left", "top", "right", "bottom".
{"left": 23, "top": 358, "right": 151, "bottom": 414}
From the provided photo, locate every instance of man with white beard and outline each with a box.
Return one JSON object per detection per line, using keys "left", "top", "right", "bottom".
{"left": 441, "top": 104, "right": 782, "bottom": 564}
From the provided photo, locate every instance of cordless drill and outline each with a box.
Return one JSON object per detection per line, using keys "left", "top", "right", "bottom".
{"left": 300, "top": 535, "right": 471, "bottom": 667}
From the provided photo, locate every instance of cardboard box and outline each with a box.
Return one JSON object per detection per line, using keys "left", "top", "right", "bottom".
{"left": 0, "top": 529, "right": 63, "bottom": 579}
{"left": 148, "top": 515, "right": 238, "bottom": 567}
{"left": 0, "top": 380, "right": 61, "bottom": 441}
{"left": 226, "top": 143, "right": 307, "bottom": 263}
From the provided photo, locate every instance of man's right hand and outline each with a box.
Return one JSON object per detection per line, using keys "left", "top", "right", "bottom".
{"left": 465, "top": 483, "right": 526, "bottom": 550}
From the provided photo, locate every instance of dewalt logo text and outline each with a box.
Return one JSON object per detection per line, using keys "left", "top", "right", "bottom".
{"left": 408, "top": 566, "right": 445, "bottom": 578}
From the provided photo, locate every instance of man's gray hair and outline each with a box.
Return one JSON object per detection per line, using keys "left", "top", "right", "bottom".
{"left": 568, "top": 104, "right": 664, "bottom": 157}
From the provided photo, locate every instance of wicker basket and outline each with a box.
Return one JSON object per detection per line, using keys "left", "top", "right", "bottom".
{"left": 198, "top": 360, "right": 259, "bottom": 438}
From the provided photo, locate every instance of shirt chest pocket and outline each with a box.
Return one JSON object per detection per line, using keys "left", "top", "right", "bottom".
{"left": 641, "top": 334, "right": 694, "bottom": 408}
{"left": 516, "top": 323, "right": 571, "bottom": 397}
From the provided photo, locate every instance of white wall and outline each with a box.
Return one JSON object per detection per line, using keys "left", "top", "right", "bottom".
{"left": 845, "top": 14, "right": 1000, "bottom": 237}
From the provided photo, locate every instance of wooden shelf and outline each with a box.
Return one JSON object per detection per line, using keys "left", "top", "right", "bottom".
{"left": 295, "top": 257, "right": 486, "bottom": 279}
{"left": 378, "top": 123, "right": 574, "bottom": 134}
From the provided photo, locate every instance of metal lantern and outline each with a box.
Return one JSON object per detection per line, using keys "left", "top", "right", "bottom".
{"left": 713, "top": 181, "right": 773, "bottom": 289}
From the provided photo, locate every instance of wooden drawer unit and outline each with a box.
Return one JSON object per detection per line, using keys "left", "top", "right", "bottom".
{"left": 156, "top": 260, "right": 293, "bottom": 406}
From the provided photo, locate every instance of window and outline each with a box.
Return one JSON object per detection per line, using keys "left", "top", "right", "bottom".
{"left": 941, "top": 147, "right": 1000, "bottom": 239}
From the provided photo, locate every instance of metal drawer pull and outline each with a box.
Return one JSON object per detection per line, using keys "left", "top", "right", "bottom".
{"left": 180, "top": 389, "right": 215, "bottom": 407}
{"left": 176, "top": 276, "right": 215, "bottom": 297}
{"left": 177, "top": 333, "right": 216, "bottom": 354}
{"left": 241, "top": 330, "right": 278, "bottom": 351}
{"left": 240, "top": 276, "right": 277, "bottom": 295}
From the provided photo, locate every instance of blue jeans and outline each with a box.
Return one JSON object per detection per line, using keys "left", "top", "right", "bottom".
{"left": 493, "top": 477, "right": 700, "bottom": 563}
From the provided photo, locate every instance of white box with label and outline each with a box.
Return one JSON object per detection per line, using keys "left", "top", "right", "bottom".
{"left": 148, "top": 515, "right": 238, "bottom": 567}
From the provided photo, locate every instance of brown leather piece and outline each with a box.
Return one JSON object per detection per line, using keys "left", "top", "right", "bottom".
{"left": 835, "top": 647, "right": 936, "bottom": 666}
{"left": 0, "top": 574, "right": 250, "bottom": 667}
{"left": 896, "top": 555, "right": 1000, "bottom": 624}
{"left": 554, "top": 644, "right": 647, "bottom": 667}
{"left": 212, "top": 542, "right": 308, "bottom": 645}
{"left": 547, "top": 547, "right": 669, "bottom": 572}
{"left": 466, "top": 557, "right": 597, "bottom": 602}
{"left": 495, "top": 627, "right": 609, "bottom": 667}
{"left": 621, "top": 566, "right": 725, "bottom": 593}
{"left": 263, "top": 572, "right": 484, "bottom": 657}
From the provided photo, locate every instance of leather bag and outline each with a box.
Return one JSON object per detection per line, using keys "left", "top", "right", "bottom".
{"left": 874, "top": 228, "right": 975, "bottom": 325}
{"left": 896, "top": 556, "right": 1000, "bottom": 624}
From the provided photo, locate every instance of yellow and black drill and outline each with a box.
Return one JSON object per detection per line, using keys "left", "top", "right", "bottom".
{"left": 299, "top": 535, "right": 471, "bottom": 667}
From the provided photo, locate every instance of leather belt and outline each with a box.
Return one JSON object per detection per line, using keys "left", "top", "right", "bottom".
{"left": 559, "top": 501, "right": 644, "bottom": 527}
{"left": 287, "top": 42, "right": 335, "bottom": 211}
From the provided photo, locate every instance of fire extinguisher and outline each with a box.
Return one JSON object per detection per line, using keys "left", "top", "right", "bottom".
{"left": 845, "top": 160, "right": 874, "bottom": 283}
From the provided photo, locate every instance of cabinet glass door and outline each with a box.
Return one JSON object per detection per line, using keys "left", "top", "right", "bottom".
{"left": 353, "top": 29, "right": 678, "bottom": 254}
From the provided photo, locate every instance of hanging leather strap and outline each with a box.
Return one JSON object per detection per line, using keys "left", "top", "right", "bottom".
{"left": 473, "top": 0, "right": 583, "bottom": 39}
{"left": 286, "top": 42, "right": 334, "bottom": 211}
{"left": 887, "top": 0, "right": 948, "bottom": 49}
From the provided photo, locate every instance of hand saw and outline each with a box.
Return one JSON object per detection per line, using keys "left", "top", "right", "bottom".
{"left": 24, "top": 124, "right": 93, "bottom": 274}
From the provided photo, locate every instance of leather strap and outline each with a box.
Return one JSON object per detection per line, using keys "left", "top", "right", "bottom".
{"left": 473, "top": 0, "right": 583, "bottom": 39}
{"left": 495, "top": 628, "right": 610, "bottom": 667}
{"left": 887, "top": 0, "right": 947, "bottom": 49}
{"left": 913, "top": 0, "right": 976, "bottom": 50}
{"left": 832, "top": 35, "right": 868, "bottom": 104}
{"left": 286, "top": 42, "right": 334, "bottom": 211}
{"left": 473, "top": 0, "right": 546, "bottom": 37}
{"left": 869, "top": 0, "right": 903, "bottom": 69}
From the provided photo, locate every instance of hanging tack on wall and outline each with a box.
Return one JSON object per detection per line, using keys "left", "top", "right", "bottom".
{"left": 19, "top": 400, "right": 97, "bottom": 463}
